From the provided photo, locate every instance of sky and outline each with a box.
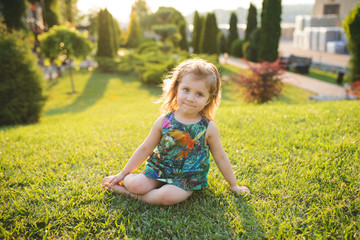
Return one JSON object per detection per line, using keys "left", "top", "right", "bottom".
{"left": 77, "top": 0, "right": 315, "bottom": 23}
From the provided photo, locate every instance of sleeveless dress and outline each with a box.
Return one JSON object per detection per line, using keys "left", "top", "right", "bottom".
{"left": 142, "top": 111, "right": 211, "bottom": 190}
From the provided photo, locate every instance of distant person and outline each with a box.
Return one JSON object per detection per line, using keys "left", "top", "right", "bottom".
{"left": 101, "top": 59, "right": 250, "bottom": 205}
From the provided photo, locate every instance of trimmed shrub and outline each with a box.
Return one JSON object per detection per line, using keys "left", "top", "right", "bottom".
{"left": 230, "top": 39, "right": 245, "bottom": 58}
{"left": 232, "top": 59, "right": 284, "bottom": 103}
{"left": 0, "top": 32, "right": 46, "bottom": 126}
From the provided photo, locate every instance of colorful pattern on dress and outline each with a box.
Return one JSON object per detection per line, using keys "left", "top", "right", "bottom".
{"left": 143, "top": 111, "right": 211, "bottom": 190}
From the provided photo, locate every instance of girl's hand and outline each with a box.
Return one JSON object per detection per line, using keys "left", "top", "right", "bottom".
{"left": 230, "top": 185, "right": 250, "bottom": 194}
{"left": 104, "top": 173, "right": 125, "bottom": 188}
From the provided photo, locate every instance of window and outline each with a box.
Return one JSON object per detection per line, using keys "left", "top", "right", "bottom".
{"left": 323, "top": 4, "right": 340, "bottom": 15}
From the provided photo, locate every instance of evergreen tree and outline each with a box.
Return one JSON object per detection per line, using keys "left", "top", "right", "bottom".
{"left": 43, "top": 0, "right": 61, "bottom": 28}
{"left": 126, "top": 12, "right": 142, "bottom": 48}
{"left": 200, "top": 12, "right": 219, "bottom": 55}
{"left": 343, "top": 3, "right": 360, "bottom": 83}
{"left": 258, "top": 0, "right": 282, "bottom": 62}
{"left": 131, "top": 0, "right": 151, "bottom": 30}
{"left": 112, "top": 17, "right": 121, "bottom": 53}
{"left": 192, "top": 11, "right": 202, "bottom": 53}
{"left": 97, "top": 9, "right": 115, "bottom": 57}
{"left": 227, "top": 12, "right": 239, "bottom": 52}
{"left": 0, "top": 31, "right": 46, "bottom": 126}
{"left": 244, "top": 28, "right": 260, "bottom": 62}
{"left": 179, "top": 22, "right": 188, "bottom": 51}
{"left": 245, "top": 3, "right": 257, "bottom": 41}
{"left": 0, "top": 0, "right": 26, "bottom": 31}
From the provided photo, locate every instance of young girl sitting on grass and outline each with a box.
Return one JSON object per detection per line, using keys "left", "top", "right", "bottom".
{"left": 101, "top": 58, "right": 250, "bottom": 205}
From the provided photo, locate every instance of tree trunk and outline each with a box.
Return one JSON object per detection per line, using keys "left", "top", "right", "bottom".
{"left": 67, "top": 58, "right": 76, "bottom": 94}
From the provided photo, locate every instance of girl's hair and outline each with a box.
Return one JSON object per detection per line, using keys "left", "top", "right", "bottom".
{"left": 159, "top": 58, "right": 221, "bottom": 120}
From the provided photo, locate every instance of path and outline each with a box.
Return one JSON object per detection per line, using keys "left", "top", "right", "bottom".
{"left": 219, "top": 55, "right": 347, "bottom": 98}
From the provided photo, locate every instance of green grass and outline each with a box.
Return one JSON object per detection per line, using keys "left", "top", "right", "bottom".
{"left": 1, "top": 68, "right": 359, "bottom": 239}
{"left": 289, "top": 67, "right": 339, "bottom": 85}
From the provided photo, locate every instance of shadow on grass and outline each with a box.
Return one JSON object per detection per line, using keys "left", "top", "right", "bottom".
{"left": 103, "top": 190, "right": 264, "bottom": 239}
{"left": 45, "top": 71, "right": 112, "bottom": 116}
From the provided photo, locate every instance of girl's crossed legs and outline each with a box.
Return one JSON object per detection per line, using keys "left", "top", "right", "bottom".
{"left": 101, "top": 174, "right": 193, "bottom": 205}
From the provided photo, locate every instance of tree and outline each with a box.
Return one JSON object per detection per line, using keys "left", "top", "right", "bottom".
{"left": 200, "top": 12, "right": 219, "bottom": 55}
{"left": 343, "top": 3, "right": 360, "bottom": 83}
{"left": 0, "top": 0, "right": 26, "bottom": 31}
{"left": 244, "top": 28, "right": 261, "bottom": 62}
{"left": 0, "top": 31, "right": 46, "bottom": 126}
{"left": 126, "top": 11, "right": 142, "bottom": 48}
{"left": 227, "top": 12, "right": 239, "bottom": 52}
{"left": 178, "top": 22, "right": 188, "bottom": 51}
{"left": 258, "top": 0, "right": 282, "bottom": 62}
{"left": 131, "top": 0, "right": 151, "bottom": 30}
{"left": 40, "top": 25, "right": 92, "bottom": 93}
{"left": 245, "top": 3, "right": 257, "bottom": 41}
{"left": 192, "top": 11, "right": 202, "bottom": 53}
{"left": 97, "top": 9, "right": 115, "bottom": 57}
{"left": 43, "top": 0, "right": 61, "bottom": 28}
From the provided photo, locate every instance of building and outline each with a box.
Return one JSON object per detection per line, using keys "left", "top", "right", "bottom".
{"left": 293, "top": 0, "right": 360, "bottom": 54}
{"left": 313, "top": 0, "right": 360, "bottom": 26}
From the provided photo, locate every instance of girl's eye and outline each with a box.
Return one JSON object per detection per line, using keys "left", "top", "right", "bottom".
{"left": 197, "top": 93, "right": 203, "bottom": 97}
{"left": 183, "top": 88, "right": 189, "bottom": 92}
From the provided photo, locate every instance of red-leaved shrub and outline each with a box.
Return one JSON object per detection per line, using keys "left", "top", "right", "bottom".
{"left": 350, "top": 81, "right": 360, "bottom": 99}
{"left": 232, "top": 59, "right": 284, "bottom": 103}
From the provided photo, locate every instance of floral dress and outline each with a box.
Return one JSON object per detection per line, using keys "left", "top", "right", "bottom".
{"left": 142, "top": 111, "right": 211, "bottom": 190}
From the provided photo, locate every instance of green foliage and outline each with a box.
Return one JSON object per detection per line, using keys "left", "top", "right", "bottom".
{"left": 258, "top": 0, "right": 282, "bottom": 62}
{"left": 126, "top": 12, "right": 142, "bottom": 48}
{"left": 230, "top": 39, "right": 245, "bottom": 58}
{"left": 39, "top": 24, "right": 92, "bottom": 93}
{"left": 244, "top": 28, "right": 260, "bottom": 62}
{"left": 40, "top": 25, "right": 92, "bottom": 60}
{"left": 97, "top": 9, "right": 115, "bottom": 57}
{"left": 0, "top": 68, "right": 359, "bottom": 239}
{"left": 192, "top": 11, "right": 203, "bottom": 53}
{"left": 227, "top": 12, "right": 239, "bottom": 52}
{"left": 0, "top": 31, "right": 46, "bottom": 126}
{"left": 245, "top": 3, "right": 257, "bottom": 41}
{"left": 343, "top": 3, "right": 360, "bottom": 83}
{"left": 178, "top": 22, "right": 188, "bottom": 51}
{"left": 0, "top": 0, "right": 26, "bottom": 31}
{"left": 43, "top": 0, "right": 61, "bottom": 28}
{"left": 233, "top": 59, "right": 284, "bottom": 103}
{"left": 200, "top": 12, "right": 219, "bottom": 55}
{"left": 131, "top": 0, "right": 151, "bottom": 30}
{"left": 152, "top": 24, "right": 177, "bottom": 41}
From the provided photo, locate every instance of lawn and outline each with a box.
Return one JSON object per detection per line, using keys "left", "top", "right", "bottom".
{"left": 0, "top": 68, "right": 359, "bottom": 239}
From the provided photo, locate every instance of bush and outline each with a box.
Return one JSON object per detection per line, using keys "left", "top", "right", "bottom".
{"left": 232, "top": 59, "right": 284, "bottom": 103}
{"left": 230, "top": 39, "right": 245, "bottom": 58}
{"left": 0, "top": 32, "right": 46, "bottom": 126}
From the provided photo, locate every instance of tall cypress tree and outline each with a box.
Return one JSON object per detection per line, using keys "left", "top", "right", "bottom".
{"left": 179, "top": 22, "right": 189, "bottom": 51}
{"left": 192, "top": 11, "right": 202, "bottom": 53}
{"left": 258, "top": 0, "right": 282, "bottom": 62}
{"left": 96, "top": 9, "right": 115, "bottom": 57}
{"left": 245, "top": 3, "right": 257, "bottom": 41}
{"left": 343, "top": 3, "right": 360, "bottom": 83}
{"left": 227, "top": 12, "right": 238, "bottom": 52}
{"left": 200, "top": 12, "right": 219, "bottom": 55}
{"left": 126, "top": 12, "right": 142, "bottom": 48}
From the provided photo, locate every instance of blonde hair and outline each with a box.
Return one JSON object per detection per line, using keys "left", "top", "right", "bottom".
{"left": 159, "top": 58, "right": 221, "bottom": 120}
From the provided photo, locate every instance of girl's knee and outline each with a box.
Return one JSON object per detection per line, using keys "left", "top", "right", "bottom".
{"left": 123, "top": 174, "right": 150, "bottom": 195}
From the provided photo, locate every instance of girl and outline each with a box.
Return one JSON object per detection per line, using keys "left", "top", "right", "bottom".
{"left": 101, "top": 59, "right": 250, "bottom": 205}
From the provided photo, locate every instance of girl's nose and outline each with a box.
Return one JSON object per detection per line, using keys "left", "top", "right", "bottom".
{"left": 187, "top": 93, "right": 195, "bottom": 102}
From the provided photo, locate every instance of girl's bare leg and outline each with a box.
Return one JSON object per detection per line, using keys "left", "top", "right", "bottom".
{"left": 102, "top": 174, "right": 193, "bottom": 205}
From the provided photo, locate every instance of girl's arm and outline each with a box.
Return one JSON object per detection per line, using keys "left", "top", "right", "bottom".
{"left": 206, "top": 121, "right": 250, "bottom": 194}
{"left": 107, "top": 116, "right": 164, "bottom": 186}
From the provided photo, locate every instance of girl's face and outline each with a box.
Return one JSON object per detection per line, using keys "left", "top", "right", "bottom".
{"left": 176, "top": 74, "right": 211, "bottom": 117}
